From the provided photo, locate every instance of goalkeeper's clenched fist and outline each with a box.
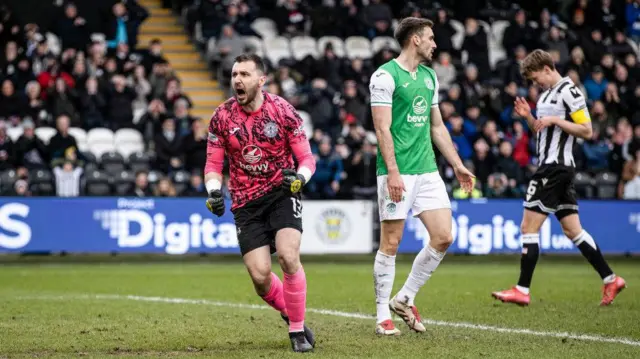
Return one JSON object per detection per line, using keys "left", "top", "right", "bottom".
{"left": 281, "top": 169, "right": 306, "bottom": 194}
{"left": 205, "top": 190, "right": 225, "bottom": 217}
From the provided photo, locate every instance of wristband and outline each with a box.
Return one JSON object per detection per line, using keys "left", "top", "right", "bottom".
{"left": 297, "top": 167, "right": 312, "bottom": 184}
{"left": 205, "top": 179, "right": 222, "bottom": 193}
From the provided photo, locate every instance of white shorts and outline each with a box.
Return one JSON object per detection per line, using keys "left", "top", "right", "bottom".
{"left": 377, "top": 172, "right": 451, "bottom": 221}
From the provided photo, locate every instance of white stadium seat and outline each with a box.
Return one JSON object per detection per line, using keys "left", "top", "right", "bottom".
{"left": 46, "top": 32, "right": 61, "bottom": 56}
{"left": 87, "top": 128, "right": 114, "bottom": 145}
{"left": 489, "top": 40, "right": 507, "bottom": 70}
{"left": 251, "top": 18, "right": 278, "bottom": 40}
{"left": 68, "top": 127, "right": 88, "bottom": 152}
{"left": 297, "top": 110, "right": 314, "bottom": 139}
{"left": 491, "top": 20, "right": 510, "bottom": 45}
{"left": 89, "top": 142, "right": 116, "bottom": 158}
{"left": 478, "top": 20, "right": 491, "bottom": 38}
{"left": 371, "top": 36, "right": 400, "bottom": 54}
{"left": 291, "top": 36, "right": 318, "bottom": 60}
{"left": 114, "top": 128, "right": 144, "bottom": 158}
{"left": 449, "top": 19, "right": 465, "bottom": 50}
{"left": 317, "top": 36, "right": 346, "bottom": 57}
{"left": 6, "top": 126, "right": 23, "bottom": 142}
{"left": 345, "top": 36, "right": 373, "bottom": 60}
{"left": 264, "top": 36, "right": 292, "bottom": 65}
{"left": 34, "top": 127, "right": 57, "bottom": 144}
{"left": 243, "top": 36, "right": 265, "bottom": 57}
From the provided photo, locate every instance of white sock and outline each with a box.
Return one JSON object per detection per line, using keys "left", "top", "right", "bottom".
{"left": 374, "top": 250, "right": 396, "bottom": 324}
{"left": 603, "top": 274, "right": 616, "bottom": 284}
{"left": 515, "top": 285, "right": 530, "bottom": 295}
{"left": 395, "top": 245, "right": 445, "bottom": 306}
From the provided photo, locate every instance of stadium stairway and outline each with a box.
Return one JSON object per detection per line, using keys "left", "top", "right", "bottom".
{"left": 138, "top": 0, "right": 223, "bottom": 121}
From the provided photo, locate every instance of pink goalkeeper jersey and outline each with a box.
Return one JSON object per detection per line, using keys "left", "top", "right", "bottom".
{"left": 206, "top": 92, "right": 312, "bottom": 210}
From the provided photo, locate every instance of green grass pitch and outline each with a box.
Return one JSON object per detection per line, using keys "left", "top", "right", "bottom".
{"left": 0, "top": 255, "right": 639, "bottom": 358}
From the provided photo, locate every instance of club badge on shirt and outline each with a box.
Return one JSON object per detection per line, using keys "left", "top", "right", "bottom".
{"left": 264, "top": 121, "right": 278, "bottom": 138}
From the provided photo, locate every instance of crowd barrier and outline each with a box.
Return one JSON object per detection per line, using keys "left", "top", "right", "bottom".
{"left": 0, "top": 198, "right": 637, "bottom": 255}
{"left": 399, "top": 199, "right": 640, "bottom": 254}
{"left": 0, "top": 198, "right": 373, "bottom": 255}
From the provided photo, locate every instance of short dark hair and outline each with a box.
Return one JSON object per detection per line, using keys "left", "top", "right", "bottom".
{"left": 234, "top": 53, "right": 266, "bottom": 73}
{"left": 394, "top": 17, "right": 434, "bottom": 48}
{"left": 520, "top": 49, "right": 555, "bottom": 79}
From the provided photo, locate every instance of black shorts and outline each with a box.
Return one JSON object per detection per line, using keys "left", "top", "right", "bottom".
{"left": 523, "top": 164, "right": 579, "bottom": 220}
{"left": 232, "top": 190, "right": 303, "bottom": 256}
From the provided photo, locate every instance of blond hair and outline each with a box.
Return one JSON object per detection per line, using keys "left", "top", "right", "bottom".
{"left": 520, "top": 49, "right": 555, "bottom": 79}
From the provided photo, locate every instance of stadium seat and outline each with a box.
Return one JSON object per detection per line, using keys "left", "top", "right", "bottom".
{"left": 84, "top": 170, "right": 112, "bottom": 196}
{"left": 171, "top": 170, "right": 191, "bottom": 195}
{"left": 0, "top": 169, "right": 17, "bottom": 192}
{"left": 147, "top": 170, "right": 163, "bottom": 184}
{"left": 68, "top": 127, "right": 88, "bottom": 152}
{"left": 100, "top": 151, "right": 126, "bottom": 175}
{"left": 488, "top": 40, "right": 507, "bottom": 70}
{"left": 449, "top": 19, "right": 465, "bottom": 50}
{"left": 574, "top": 172, "right": 594, "bottom": 199}
{"left": 371, "top": 36, "right": 400, "bottom": 54}
{"left": 243, "top": 36, "right": 265, "bottom": 57}
{"left": 345, "top": 36, "right": 373, "bottom": 59}
{"left": 81, "top": 151, "right": 97, "bottom": 165}
{"left": 491, "top": 20, "right": 510, "bottom": 45}
{"left": 291, "top": 36, "right": 319, "bottom": 60}
{"left": 45, "top": 32, "right": 61, "bottom": 56}
{"left": 626, "top": 38, "right": 640, "bottom": 57}
{"left": 114, "top": 128, "right": 144, "bottom": 158}
{"left": 87, "top": 128, "right": 116, "bottom": 158}
{"left": 128, "top": 152, "right": 151, "bottom": 173}
{"left": 264, "top": 36, "right": 292, "bottom": 65}
{"left": 478, "top": 20, "right": 491, "bottom": 38}
{"left": 87, "top": 128, "right": 115, "bottom": 144}
{"left": 251, "top": 18, "right": 278, "bottom": 39}
{"left": 29, "top": 169, "right": 55, "bottom": 196}
{"left": 6, "top": 126, "right": 23, "bottom": 142}
{"left": 594, "top": 172, "right": 618, "bottom": 199}
{"left": 34, "top": 127, "right": 57, "bottom": 144}
{"left": 113, "top": 170, "right": 135, "bottom": 196}
{"left": 317, "top": 36, "right": 346, "bottom": 57}
{"left": 297, "top": 110, "right": 314, "bottom": 139}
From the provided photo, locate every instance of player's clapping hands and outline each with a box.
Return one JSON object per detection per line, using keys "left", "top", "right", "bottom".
{"left": 205, "top": 190, "right": 225, "bottom": 217}
{"left": 282, "top": 169, "right": 306, "bottom": 194}
{"left": 514, "top": 97, "right": 532, "bottom": 118}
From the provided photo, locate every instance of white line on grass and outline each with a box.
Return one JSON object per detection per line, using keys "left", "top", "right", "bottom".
{"left": 21, "top": 294, "right": 640, "bottom": 347}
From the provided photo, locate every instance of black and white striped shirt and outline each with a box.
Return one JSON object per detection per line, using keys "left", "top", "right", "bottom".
{"left": 535, "top": 77, "right": 590, "bottom": 167}
{"left": 53, "top": 167, "right": 83, "bottom": 197}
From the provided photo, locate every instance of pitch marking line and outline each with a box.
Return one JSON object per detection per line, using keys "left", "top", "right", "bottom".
{"left": 21, "top": 294, "right": 640, "bottom": 347}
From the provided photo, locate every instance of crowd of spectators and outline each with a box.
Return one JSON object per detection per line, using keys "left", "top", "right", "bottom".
{"left": 1, "top": 0, "right": 640, "bottom": 200}
{"left": 0, "top": 0, "right": 210, "bottom": 197}
{"left": 181, "top": 0, "right": 640, "bottom": 200}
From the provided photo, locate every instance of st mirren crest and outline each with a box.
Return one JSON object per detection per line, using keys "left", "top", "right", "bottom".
{"left": 425, "top": 77, "right": 434, "bottom": 90}
{"left": 264, "top": 121, "right": 278, "bottom": 138}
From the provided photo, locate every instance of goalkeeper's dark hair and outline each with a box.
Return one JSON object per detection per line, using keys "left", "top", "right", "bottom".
{"left": 234, "top": 53, "right": 266, "bottom": 73}
{"left": 394, "top": 17, "right": 434, "bottom": 48}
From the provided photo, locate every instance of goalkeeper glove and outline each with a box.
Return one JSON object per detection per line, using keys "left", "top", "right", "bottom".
{"left": 282, "top": 169, "right": 306, "bottom": 194}
{"left": 205, "top": 190, "right": 225, "bottom": 217}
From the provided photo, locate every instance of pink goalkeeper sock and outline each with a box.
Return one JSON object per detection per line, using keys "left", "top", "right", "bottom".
{"left": 261, "top": 272, "right": 287, "bottom": 315}
{"left": 283, "top": 266, "right": 307, "bottom": 333}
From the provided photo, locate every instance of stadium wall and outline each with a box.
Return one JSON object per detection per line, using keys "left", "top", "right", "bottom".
{"left": 0, "top": 198, "right": 638, "bottom": 255}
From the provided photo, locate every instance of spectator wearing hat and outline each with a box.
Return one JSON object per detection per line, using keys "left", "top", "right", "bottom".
{"left": 14, "top": 118, "right": 48, "bottom": 170}
{"left": 53, "top": 159, "right": 83, "bottom": 197}
{"left": 307, "top": 136, "right": 343, "bottom": 199}
{"left": 584, "top": 66, "right": 609, "bottom": 101}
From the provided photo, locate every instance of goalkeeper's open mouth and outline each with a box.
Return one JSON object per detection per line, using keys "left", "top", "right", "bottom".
{"left": 234, "top": 87, "right": 247, "bottom": 101}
